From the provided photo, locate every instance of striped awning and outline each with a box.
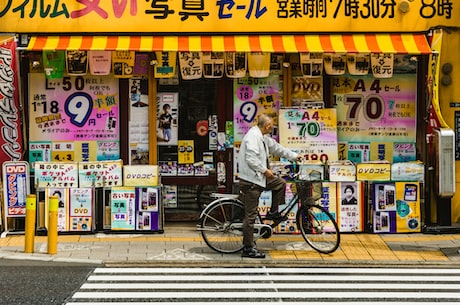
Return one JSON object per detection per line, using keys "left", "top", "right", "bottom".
{"left": 26, "top": 34, "right": 432, "bottom": 54}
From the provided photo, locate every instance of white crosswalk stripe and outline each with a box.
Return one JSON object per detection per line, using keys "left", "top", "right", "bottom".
{"left": 65, "top": 267, "right": 460, "bottom": 304}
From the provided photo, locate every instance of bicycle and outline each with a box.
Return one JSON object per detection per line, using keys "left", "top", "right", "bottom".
{"left": 197, "top": 171, "right": 340, "bottom": 254}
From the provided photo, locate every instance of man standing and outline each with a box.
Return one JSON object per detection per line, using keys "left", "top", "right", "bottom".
{"left": 238, "top": 114, "right": 300, "bottom": 258}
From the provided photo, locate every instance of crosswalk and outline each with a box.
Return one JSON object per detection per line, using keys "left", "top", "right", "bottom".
{"left": 65, "top": 267, "right": 460, "bottom": 304}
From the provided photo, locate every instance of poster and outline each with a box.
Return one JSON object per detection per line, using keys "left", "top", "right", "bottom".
{"left": 28, "top": 73, "right": 120, "bottom": 162}
{"left": 162, "top": 185, "right": 178, "bottom": 208}
{"left": 233, "top": 74, "right": 281, "bottom": 142}
{"left": 157, "top": 92, "right": 179, "bottom": 145}
{"left": 73, "top": 188, "right": 94, "bottom": 232}
{"left": 111, "top": 187, "right": 136, "bottom": 230}
{"left": 178, "top": 140, "right": 194, "bottom": 164}
{"left": 291, "top": 76, "right": 323, "bottom": 104}
{"left": 372, "top": 182, "right": 420, "bottom": 233}
{"left": 338, "top": 182, "right": 364, "bottom": 232}
{"left": 46, "top": 188, "right": 69, "bottom": 232}
{"left": 333, "top": 74, "right": 417, "bottom": 162}
{"left": 278, "top": 108, "right": 339, "bottom": 162}
{"left": 129, "top": 78, "right": 149, "bottom": 164}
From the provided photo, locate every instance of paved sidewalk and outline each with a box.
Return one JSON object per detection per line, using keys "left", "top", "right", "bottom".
{"left": 1, "top": 223, "right": 460, "bottom": 267}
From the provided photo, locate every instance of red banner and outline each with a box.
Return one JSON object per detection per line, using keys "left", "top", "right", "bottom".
{"left": 0, "top": 39, "right": 23, "bottom": 164}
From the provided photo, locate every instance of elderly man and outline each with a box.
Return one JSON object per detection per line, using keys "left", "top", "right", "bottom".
{"left": 238, "top": 114, "right": 300, "bottom": 258}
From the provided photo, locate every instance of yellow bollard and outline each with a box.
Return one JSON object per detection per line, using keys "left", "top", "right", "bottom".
{"left": 47, "top": 195, "right": 59, "bottom": 255}
{"left": 24, "top": 194, "right": 37, "bottom": 253}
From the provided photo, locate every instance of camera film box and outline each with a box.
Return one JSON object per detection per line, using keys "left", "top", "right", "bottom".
{"left": 356, "top": 161, "right": 391, "bottom": 181}
{"left": 298, "top": 161, "right": 324, "bottom": 181}
{"left": 327, "top": 160, "right": 356, "bottom": 181}
{"left": 391, "top": 161, "right": 424, "bottom": 182}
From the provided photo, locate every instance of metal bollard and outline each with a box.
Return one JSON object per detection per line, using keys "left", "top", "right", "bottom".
{"left": 47, "top": 195, "right": 59, "bottom": 255}
{"left": 24, "top": 194, "right": 37, "bottom": 253}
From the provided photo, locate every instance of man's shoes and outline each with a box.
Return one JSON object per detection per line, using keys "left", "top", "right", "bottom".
{"left": 241, "top": 247, "right": 265, "bottom": 258}
{"left": 265, "top": 211, "right": 288, "bottom": 221}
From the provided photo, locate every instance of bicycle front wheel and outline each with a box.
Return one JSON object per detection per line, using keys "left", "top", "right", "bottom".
{"left": 297, "top": 204, "right": 340, "bottom": 254}
{"left": 200, "top": 199, "right": 245, "bottom": 254}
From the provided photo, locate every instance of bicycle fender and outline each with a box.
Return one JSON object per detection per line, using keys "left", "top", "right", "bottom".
{"left": 199, "top": 197, "right": 244, "bottom": 219}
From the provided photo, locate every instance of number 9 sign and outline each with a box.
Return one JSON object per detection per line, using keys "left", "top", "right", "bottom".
{"left": 65, "top": 92, "right": 93, "bottom": 127}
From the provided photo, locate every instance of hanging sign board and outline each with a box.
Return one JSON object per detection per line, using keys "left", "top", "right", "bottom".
{"left": 66, "top": 50, "right": 88, "bottom": 75}
{"left": 43, "top": 50, "right": 65, "bottom": 79}
{"left": 300, "top": 53, "right": 323, "bottom": 77}
{"left": 179, "top": 52, "right": 202, "bottom": 80}
{"left": 248, "top": 52, "right": 270, "bottom": 78}
{"left": 2, "top": 161, "right": 30, "bottom": 217}
{"left": 371, "top": 53, "right": 394, "bottom": 78}
{"left": 225, "top": 52, "right": 247, "bottom": 78}
{"left": 347, "top": 53, "right": 370, "bottom": 75}
{"left": 324, "top": 53, "right": 346, "bottom": 75}
{"left": 112, "top": 51, "right": 135, "bottom": 78}
{"left": 203, "top": 52, "right": 224, "bottom": 79}
{"left": 154, "top": 52, "right": 177, "bottom": 78}
{"left": 89, "top": 51, "right": 112, "bottom": 75}
{"left": 134, "top": 53, "right": 149, "bottom": 77}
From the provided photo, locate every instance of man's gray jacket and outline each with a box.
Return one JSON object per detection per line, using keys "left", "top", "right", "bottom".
{"left": 238, "top": 125, "right": 298, "bottom": 188}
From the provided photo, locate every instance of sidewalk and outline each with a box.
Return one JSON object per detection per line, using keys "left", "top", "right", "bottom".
{"left": 1, "top": 223, "right": 460, "bottom": 267}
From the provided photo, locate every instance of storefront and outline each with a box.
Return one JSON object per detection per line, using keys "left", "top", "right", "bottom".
{"left": 0, "top": 1, "right": 458, "bottom": 233}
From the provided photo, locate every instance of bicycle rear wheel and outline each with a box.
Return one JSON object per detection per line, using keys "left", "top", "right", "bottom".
{"left": 200, "top": 199, "right": 245, "bottom": 254}
{"left": 297, "top": 204, "right": 340, "bottom": 254}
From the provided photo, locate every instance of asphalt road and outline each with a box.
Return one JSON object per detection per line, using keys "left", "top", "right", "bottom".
{"left": 0, "top": 259, "right": 97, "bottom": 305}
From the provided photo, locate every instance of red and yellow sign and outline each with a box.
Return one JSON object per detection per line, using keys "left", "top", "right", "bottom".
{"left": 0, "top": 1, "right": 456, "bottom": 33}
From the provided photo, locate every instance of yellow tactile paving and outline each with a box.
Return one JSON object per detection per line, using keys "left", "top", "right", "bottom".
{"left": 392, "top": 250, "right": 425, "bottom": 261}
{"left": 293, "top": 251, "right": 322, "bottom": 260}
{"left": 320, "top": 249, "right": 347, "bottom": 260}
{"left": 419, "top": 250, "right": 449, "bottom": 261}
{"left": 268, "top": 250, "right": 298, "bottom": 260}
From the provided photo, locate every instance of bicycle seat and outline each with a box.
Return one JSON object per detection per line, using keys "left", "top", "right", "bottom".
{"left": 210, "top": 193, "right": 239, "bottom": 199}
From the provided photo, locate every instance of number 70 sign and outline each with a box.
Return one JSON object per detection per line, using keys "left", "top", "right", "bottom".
{"left": 279, "top": 108, "right": 338, "bottom": 161}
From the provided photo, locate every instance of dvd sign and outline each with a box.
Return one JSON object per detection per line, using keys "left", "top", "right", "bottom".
{"left": 2, "top": 161, "right": 30, "bottom": 219}
{"left": 5, "top": 164, "right": 27, "bottom": 174}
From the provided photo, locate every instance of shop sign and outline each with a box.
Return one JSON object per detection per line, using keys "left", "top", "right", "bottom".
{"left": 2, "top": 161, "right": 29, "bottom": 217}
{"left": 0, "top": 38, "right": 23, "bottom": 163}
{"left": 0, "top": 1, "right": 456, "bottom": 33}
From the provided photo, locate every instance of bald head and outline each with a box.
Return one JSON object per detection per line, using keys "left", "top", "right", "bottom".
{"left": 257, "top": 114, "right": 274, "bottom": 135}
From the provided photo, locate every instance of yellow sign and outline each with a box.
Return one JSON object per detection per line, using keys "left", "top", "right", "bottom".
{"left": 0, "top": 1, "right": 456, "bottom": 33}
{"left": 178, "top": 140, "right": 194, "bottom": 164}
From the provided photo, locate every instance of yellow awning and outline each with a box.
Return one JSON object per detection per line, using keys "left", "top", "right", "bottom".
{"left": 26, "top": 34, "right": 432, "bottom": 54}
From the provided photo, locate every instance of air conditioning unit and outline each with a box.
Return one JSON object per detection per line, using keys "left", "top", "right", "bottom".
{"left": 433, "top": 128, "right": 456, "bottom": 197}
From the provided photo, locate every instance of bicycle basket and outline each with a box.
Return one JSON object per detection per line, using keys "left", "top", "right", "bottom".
{"left": 294, "top": 180, "right": 323, "bottom": 204}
